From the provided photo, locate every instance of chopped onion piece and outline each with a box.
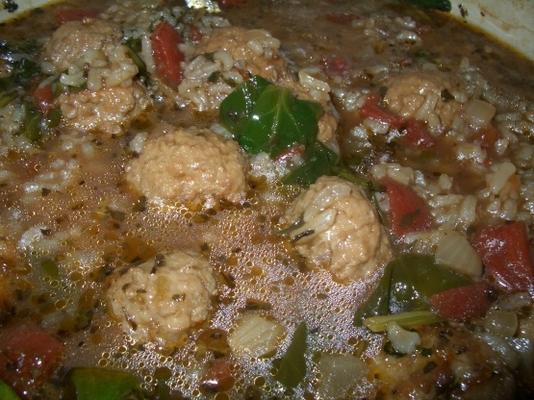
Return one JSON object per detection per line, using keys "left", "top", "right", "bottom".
{"left": 228, "top": 313, "right": 285, "bottom": 358}
{"left": 477, "top": 332, "right": 519, "bottom": 369}
{"left": 435, "top": 230, "right": 482, "bottom": 278}
{"left": 386, "top": 322, "right": 420, "bottom": 354}
{"left": 495, "top": 292, "right": 532, "bottom": 311}
{"left": 316, "top": 353, "right": 367, "bottom": 399}
{"left": 484, "top": 310, "right": 518, "bottom": 338}
{"left": 464, "top": 99, "right": 496, "bottom": 131}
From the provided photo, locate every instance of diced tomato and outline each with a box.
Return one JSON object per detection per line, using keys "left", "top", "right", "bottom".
{"left": 472, "top": 222, "right": 534, "bottom": 292}
{"left": 322, "top": 55, "right": 351, "bottom": 76}
{"left": 360, "top": 94, "right": 404, "bottom": 129}
{"left": 55, "top": 8, "right": 99, "bottom": 24}
{"left": 218, "top": 0, "right": 247, "bottom": 8}
{"left": 32, "top": 84, "right": 54, "bottom": 115}
{"left": 430, "top": 282, "right": 492, "bottom": 321}
{"left": 415, "top": 24, "right": 431, "bottom": 35}
{"left": 188, "top": 25, "right": 203, "bottom": 44}
{"left": 325, "top": 13, "right": 357, "bottom": 24}
{"left": 400, "top": 119, "right": 436, "bottom": 149}
{"left": 0, "top": 324, "right": 64, "bottom": 397}
{"left": 200, "top": 359, "right": 235, "bottom": 392}
{"left": 382, "top": 178, "right": 433, "bottom": 236}
{"left": 151, "top": 22, "right": 184, "bottom": 87}
{"left": 476, "top": 124, "right": 499, "bottom": 150}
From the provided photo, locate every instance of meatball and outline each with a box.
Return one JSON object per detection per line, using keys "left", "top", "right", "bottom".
{"left": 384, "top": 73, "right": 461, "bottom": 134}
{"left": 284, "top": 176, "right": 392, "bottom": 282}
{"left": 194, "top": 27, "right": 286, "bottom": 83}
{"left": 107, "top": 251, "right": 217, "bottom": 345}
{"left": 60, "top": 84, "right": 149, "bottom": 136}
{"left": 43, "top": 19, "right": 150, "bottom": 135}
{"left": 42, "top": 19, "right": 121, "bottom": 73}
{"left": 126, "top": 125, "right": 247, "bottom": 206}
{"left": 180, "top": 26, "right": 339, "bottom": 150}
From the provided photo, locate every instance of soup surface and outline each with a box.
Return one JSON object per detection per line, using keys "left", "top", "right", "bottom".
{"left": 0, "top": 1, "right": 533, "bottom": 399}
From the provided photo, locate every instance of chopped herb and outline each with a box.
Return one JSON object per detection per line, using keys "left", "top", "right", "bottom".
{"left": 45, "top": 107, "right": 62, "bottom": 129}
{"left": 440, "top": 88, "right": 455, "bottom": 102}
{"left": 405, "top": 0, "right": 451, "bottom": 11}
{"left": 0, "top": 91, "right": 17, "bottom": 108}
{"left": 423, "top": 360, "right": 437, "bottom": 373}
{"left": 0, "top": 57, "right": 40, "bottom": 92}
{"left": 2, "top": 0, "right": 18, "bottom": 13}
{"left": 125, "top": 38, "right": 147, "bottom": 76}
{"left": 245, "top": 298, "right": 272, "bottom": 311}
{"left": 418, "top": 346, "right": 433, "bottom": 357}
{"left": 273, "top": 322, "right": 307, "bottom": 389}
{"left": 21, "top": 102, "right": 43, "bottom": 143}
{"left": 107, "top": 207, "right": 126, "bottom": 222}
{"left": 208, "top": 71, "right": 221, "bottom": 83}
{"left": 383, "top": 340, "right": 405, "bottom": 357}
{"left": 41, "top": 258, "right": 60, "bottom": 281}
{"left": 292, "top": 229, "right": 315, "bottom": 242}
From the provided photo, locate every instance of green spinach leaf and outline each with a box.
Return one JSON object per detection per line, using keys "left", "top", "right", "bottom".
{"left": 283, "top": 142, "right": 338, "bottom": 186}
{"left": 354, "top": 254, "right": 471, "bottom": 326}
{"left": 273, "top": 322, "right": 308, "bottom": 389}
{"left": 0, "top": 380, "right": 21, "bottom": 400}
{"left": 219, "top": 76, "right": 322, "bottom": 156}
{"left": 389, "top": 254, "right": 471, "bottom": 313}
{"left": 68, "top": 368, "right": 139, "bottom": 400}
{"left": 354, "top": 263, "right": 393, "bottom": 326}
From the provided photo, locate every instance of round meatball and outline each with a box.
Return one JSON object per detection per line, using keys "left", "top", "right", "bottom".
{"left": 384, "top": 73, "right": 461, "bottom": 134}
{"left": 126, "top": 126, "right": 247, "bottom": 205}
{"left": 284, "top": 176, "right": 392, "bottom": 282}
{"left": 108, "top": 251, "right": 217, "bottom": 345}
{"left": 60, "top": 84, "right": 149, "bottom": 136}
{"left": 43, "top": 19, "right": 150, "bottom": 135}
{"left": 195, "top": 27, "right": 286, "bottom": 83}
{"left": 42, "top": 19, "right": 121, "bottom": 73}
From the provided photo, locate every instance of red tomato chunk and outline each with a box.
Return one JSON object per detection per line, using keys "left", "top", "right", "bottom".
{"left": 151, "top": 22, "right": 184, "bottom": 87}
{"left": 360, "top": 94, "right": 404, "bottom": 129}
{"left": 33, "top": 84, "right": 54, "bottom": 115}
{"left": 472, "top": 222, "right": 534, "bottom": 292}
{"left": 401, "top": 119, "right": 436, "bottom": 149}
{"left": 382, "top": 178, "right": 433, "bottom": 236}
{"left": 430, "top": 283, "right": 491, "bottom": 321}
{"left": 0, "top": 324, "right": 64, "bottom": 397}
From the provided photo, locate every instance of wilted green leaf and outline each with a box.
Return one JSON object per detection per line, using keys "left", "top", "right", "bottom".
{"left": 220, "top": 76, "right": 322, "bottom": 156}
{"left": 273, "top": 322, "right": 307, "bottom": 389}
{"left": 283, "top": 142, "right": 338, "bottom": 186}
{"left": 68, "top": 368, "right": 139, "bottom": 400}
{"left": 0, "top": 380, "right": 21, "bottom": 400}
{"left": 355, "top": 254, "right": 472, "bottom": 327}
